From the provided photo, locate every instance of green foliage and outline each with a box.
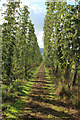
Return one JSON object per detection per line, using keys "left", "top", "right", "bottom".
{"left": 2, "top": 0, "right": 42, "bottom": 119}
{"left": 2, "top": 0, "right": 42, "bottom": 83}
{"left": 2, "top": 64, "right": 41, "bottom": 119}
{"left": 43, "top": 1, "right": 80, "bottom": 107}
{"left": 43, "top": 1, "right": 80, "bottom": 69}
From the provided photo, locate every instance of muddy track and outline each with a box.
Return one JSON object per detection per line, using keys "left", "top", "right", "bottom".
{"left": 19, "top": 64, "right": 79, "bottom": 120}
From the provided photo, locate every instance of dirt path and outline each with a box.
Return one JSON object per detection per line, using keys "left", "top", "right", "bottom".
{"left": 19, "top": 64, "right": 79, "bottom": 120}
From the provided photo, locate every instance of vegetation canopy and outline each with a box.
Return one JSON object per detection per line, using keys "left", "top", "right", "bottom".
{"left": 1, "top": 0, "right": 80, "bottom": 120}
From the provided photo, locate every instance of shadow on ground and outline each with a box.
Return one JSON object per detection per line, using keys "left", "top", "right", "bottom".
{"left": 19, "top": 65, "right": 76, "bottom": 120}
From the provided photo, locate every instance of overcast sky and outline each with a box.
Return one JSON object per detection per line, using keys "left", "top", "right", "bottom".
{"left": 0, "top": 0, "right": 78, "bottom": 48}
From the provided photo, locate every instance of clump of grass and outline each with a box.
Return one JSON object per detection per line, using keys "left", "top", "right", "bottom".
{"left": 2, "top": 99, "right": 24, "bottom": 119}
{"left": 2, "top": 64, "right": 42, "bottom": 120}
{"left": 56, "top": 82, "right": 71, "bottom": 100}
{"left": 70, "top": 86, "right": 80, "bottom": 109}
{"left": 59, "top": 86, "right": 71, "bottom": 98}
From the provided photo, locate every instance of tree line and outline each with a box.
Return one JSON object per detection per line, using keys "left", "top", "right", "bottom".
{"left": 2, "top": 0, "right": 42, "bottom": 85}
{"left": 43, "top": 1, "right": 80, "bottom": 106}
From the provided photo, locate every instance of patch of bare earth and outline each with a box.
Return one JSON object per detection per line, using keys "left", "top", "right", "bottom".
{"left": 19, "top": 64, "right": 79, "bottom": 120}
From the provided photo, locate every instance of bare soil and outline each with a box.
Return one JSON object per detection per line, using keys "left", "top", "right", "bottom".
{"left": 19, "top": 64, "right": 80, "bottom": 120}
